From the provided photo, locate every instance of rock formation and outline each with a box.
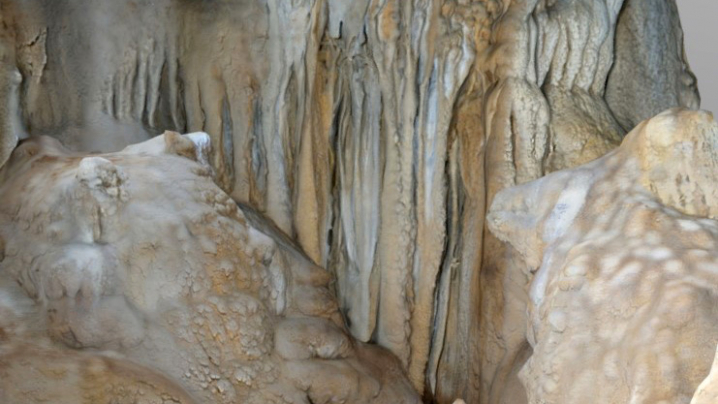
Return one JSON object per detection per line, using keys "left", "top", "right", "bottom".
{"left": 0, "top": 0, "right": 711, "bottom": 403}
{"left": 488, "top": 109, "right": 718, "bottom": 404}
{"left": 692, "top": 347, "right": 718, "bottom": 404}
{"left": 0, "top": 133, "right": 419, "bottom": 403}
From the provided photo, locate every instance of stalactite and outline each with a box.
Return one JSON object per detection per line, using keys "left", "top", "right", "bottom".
{"left": 0, "top": 0, "right": 702, "bottom": 402}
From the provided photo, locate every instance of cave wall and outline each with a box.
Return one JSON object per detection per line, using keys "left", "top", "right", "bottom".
{"left": 0, "top": 0, "right": 700, "bottom": 402}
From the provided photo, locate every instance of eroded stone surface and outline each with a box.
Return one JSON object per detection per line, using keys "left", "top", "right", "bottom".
{"left": 0, "top": 1, "right": 703, "bottom": 402}
{"left": 488, "top": 109, "right": 718, "bottom": 404}
{"left": 0, "top": 133, "right": 420, "bottom": 404}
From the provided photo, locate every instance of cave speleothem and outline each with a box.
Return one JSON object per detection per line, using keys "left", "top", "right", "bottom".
{"left": 0, "top": 1, "right": 717, "bottom": 403}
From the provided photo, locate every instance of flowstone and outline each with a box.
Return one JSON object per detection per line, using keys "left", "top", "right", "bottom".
{"left": 488, "top": 109, "right": 718, "bottom": 404}
{"left": 0, "top": 132, "right": 420, "bottom": 404}
{"left": 0, "top": 0, "right": 708, "bottom": 402}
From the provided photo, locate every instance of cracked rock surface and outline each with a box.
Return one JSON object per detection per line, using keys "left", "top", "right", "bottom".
{"left": 0, "top": 133, "right": 420, "bottom": 404}
{"left": 0, "top": 0, "right": 707, "bottom": 402}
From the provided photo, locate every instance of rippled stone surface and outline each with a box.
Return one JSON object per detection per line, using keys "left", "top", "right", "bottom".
{"left": 0, "top": 1, "right": 704, "bottom": 402}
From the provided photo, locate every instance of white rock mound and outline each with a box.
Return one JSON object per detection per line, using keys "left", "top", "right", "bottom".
{"left": 488, "top": 109, "right": 718, "bottom": 404}
{"left": 0, "top": 131, "right": 420, "bottom": 404}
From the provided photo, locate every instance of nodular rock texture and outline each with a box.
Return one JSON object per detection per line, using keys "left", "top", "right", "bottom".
{"left": 0, "top": 0, "right": 705, "bottom": 403}
{"left": 0, "top": 133, "right": 420, "bottom": 404}
{"left": 488, "top": 109, "right": 718, "bottom": 404}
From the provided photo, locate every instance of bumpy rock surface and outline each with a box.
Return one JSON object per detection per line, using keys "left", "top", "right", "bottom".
{"left": 0, "top": 1, "right": 700, "bottom": 402}
{"left": 488, "top": 109, "right": 718, "bottom": 404}
{"left": 0, "top": 133, "right": 420, "bottom": 404}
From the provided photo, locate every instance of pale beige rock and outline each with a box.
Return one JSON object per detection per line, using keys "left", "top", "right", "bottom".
{"left": 692, "top": 346, "right": 718, "bottom": 404}
{"left": 0, "top": 0, "right": 703, "bottom": 402}
{"left": 488, "top": 109, "right": 718, "bottom": 404}
{"left": 0, "top": 17, "right": 21, "bottom": 169}
{"left": 0, "top": 133, "right": 420, "bottom": 404}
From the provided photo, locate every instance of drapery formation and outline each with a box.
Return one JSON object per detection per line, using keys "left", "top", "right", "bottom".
{"left": 0, "top": 0, "right": 699, "bottom": 402}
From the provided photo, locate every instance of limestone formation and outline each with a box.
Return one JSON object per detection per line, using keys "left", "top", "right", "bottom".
{"left": 488, "top": 109, "right": 718, "bottom": 404}
{"left": 0, "top": 0, "right": 709, "bottom": 403}
{"left": 692, "top": 347, "right": 718, "bottom": 404}
{"left": 0, "top": 133, "right": 419, "bottom": 404}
